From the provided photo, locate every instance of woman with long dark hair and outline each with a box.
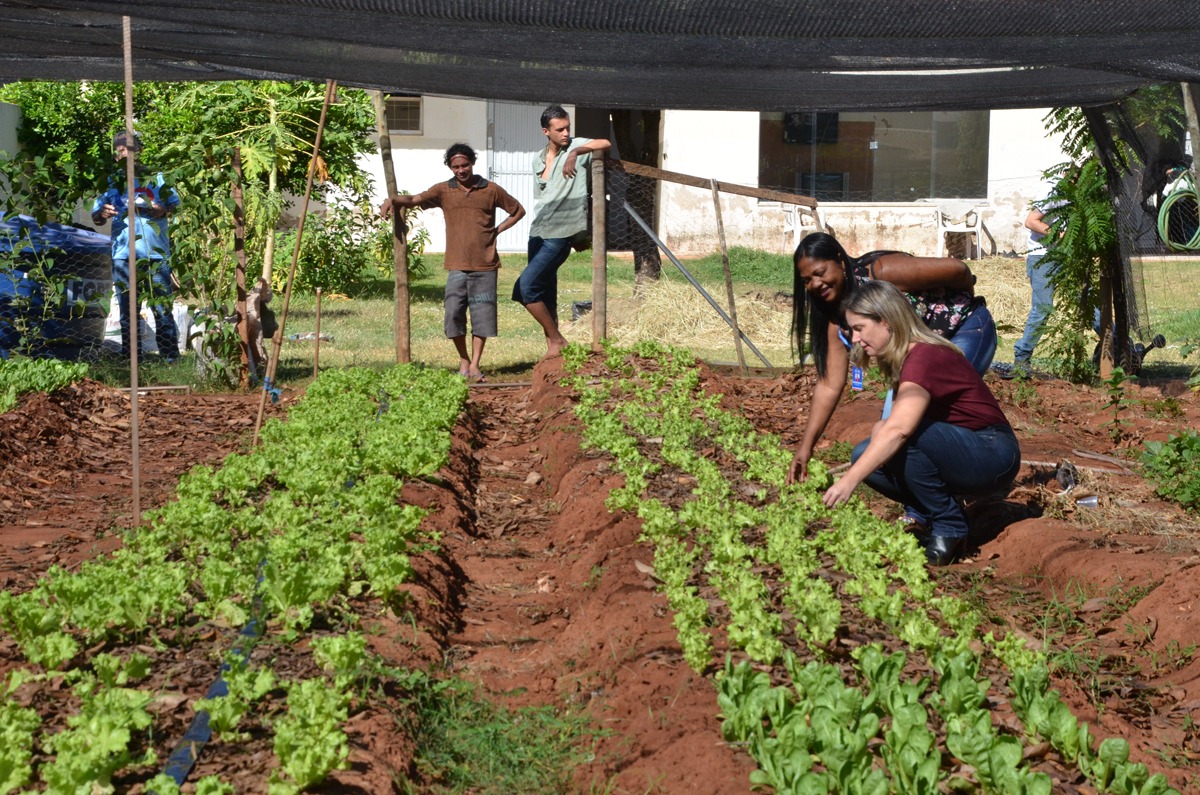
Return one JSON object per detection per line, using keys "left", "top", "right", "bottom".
{"left": 820, "top": 281, "right": 1018, "bottom": 564}
{"left": 788, "top": 232, "right": 997, "bottom": 500}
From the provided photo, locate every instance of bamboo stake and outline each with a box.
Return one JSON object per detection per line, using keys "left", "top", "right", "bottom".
{"left": 232, "top": 146, "right": 250, "bottom": 390}
{"left": 121, "top": 16, "right": 141, "bottom": 523}
{"left": 591, "top": 155, "right": 607, "bottom": 350}
{"left": 1098, "top": 275, "right": 1114, "bottom": 379}
{"left": 371, "top": 90, "right": 410, "bottom": 363}
{"left": 312, "top": 287, "right": 322, "bottom": 380}
{"left": 252, "top": 80, "right": 336, "bottom": 445}
{"left": 711, "top": 179, "right": 747, "bottom": 374}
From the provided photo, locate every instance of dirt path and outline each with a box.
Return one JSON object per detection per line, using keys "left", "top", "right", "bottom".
{"left": 437, "top": 367, "right": 755, "bottom": 793}
{"left": 0, "top": 381, "right": 290, "bottom": 592}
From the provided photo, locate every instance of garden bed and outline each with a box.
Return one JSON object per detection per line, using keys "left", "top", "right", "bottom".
{"left": 1, "top": 355, "right": 1198, "bottom": 792}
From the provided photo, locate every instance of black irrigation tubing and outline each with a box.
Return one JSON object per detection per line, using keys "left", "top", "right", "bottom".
{"left": 153, "top": 562, "right": 269, "bottom": 792}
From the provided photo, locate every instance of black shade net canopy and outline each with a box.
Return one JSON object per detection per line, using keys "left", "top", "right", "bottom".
{"left": 2, "top": 0, "right": 1200, "bottom": 111}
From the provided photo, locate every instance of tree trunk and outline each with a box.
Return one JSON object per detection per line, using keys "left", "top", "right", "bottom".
{"left": 262, "top": 164, "right": 278, "bottom": 283}
{"left": 1083, "top": 106, "right": 1133, "bottom": 371}
{"left": 611, "top": 109, "right": 663, "bottom": 288}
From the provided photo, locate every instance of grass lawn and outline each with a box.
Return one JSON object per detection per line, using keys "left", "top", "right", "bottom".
{"left": 272, "top": 246, "right": 799, "bottom": 385}
{"left": 84, "top": 250, "right": 1200, "bottom": 390}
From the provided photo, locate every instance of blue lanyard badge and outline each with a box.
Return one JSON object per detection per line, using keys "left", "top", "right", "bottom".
{"left": 838, "top": 329, "right": 864, "bottom": 391}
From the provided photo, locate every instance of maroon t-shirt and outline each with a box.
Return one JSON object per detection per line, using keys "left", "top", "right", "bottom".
{"left": 899, "top": 343, "right": 1009, "bottom": 430}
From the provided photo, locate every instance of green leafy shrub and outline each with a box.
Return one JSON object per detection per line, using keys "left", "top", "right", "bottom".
{"left": 276, "top": 203, "right": 428, "bottom": 296}
{"left": 1141, "top": 430, "right": 1200, "bottom": 511}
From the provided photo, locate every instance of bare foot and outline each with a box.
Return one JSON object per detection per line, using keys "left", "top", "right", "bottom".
{"left": 544, "top": 341, "right": 566, "bottom": 359}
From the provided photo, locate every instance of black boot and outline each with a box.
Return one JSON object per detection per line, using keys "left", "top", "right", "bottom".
{"left": 922, "top": 535, "right": 964, "bottom": 566}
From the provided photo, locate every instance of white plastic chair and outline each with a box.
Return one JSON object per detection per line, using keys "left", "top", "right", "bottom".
{"left": 933, "top": 201, "right": 984, "bottom": 259}
{"left": 783, "top": 204, "right": 827, "bottom": 252}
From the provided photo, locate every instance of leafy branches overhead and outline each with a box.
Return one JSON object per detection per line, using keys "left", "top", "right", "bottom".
{"left": 0, "top": 80, "right": 375, "bottom": 205}
{"left": 0, "top": 80, "right": 378, "bottom": 299}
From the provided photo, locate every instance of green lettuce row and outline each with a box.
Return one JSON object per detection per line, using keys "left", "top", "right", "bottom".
{"left": 0, "top": 365, "right": 466, "bottom": 792}
{"left": 0, "top": 356, "right": 88, "bottom": 414}
{"left": 564, "top": 341, "right": 1180, "bottom": 795}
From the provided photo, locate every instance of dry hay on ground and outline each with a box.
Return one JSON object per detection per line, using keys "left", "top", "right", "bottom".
{"left": 567, "top": 256, "right": 1028, "bottom": 351}
{"left": 563, "top": 279, "right": 792, "bottom": 350}
{"left": 973, "top": 255, "right": 1029, "bottom": 333}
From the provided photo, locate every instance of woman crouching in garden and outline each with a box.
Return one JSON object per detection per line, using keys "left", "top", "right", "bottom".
{"left": 818, "top": 280, "right": 1020, "bottom": 566}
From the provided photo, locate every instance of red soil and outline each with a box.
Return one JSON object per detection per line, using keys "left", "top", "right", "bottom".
{"left": 1, "top": 362, "right": 1198, "bottom": 792}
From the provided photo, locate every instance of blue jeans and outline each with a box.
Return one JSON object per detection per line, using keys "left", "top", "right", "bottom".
{"left": 951, "top": 304, "right": 998, "bottom": 375}
{"left": 511, "top": 236, "right": 574, "bottom": 322}
{"left": 113, "top": 259, "right": 178, "bottom": 357}
{"left": 1013, "top": 253, "right": 1053, "bottom": 363}
{"left": 852, "top": 422, "right": 1020, "bottom": 540}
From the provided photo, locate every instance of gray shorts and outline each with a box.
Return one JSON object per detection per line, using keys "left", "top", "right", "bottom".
{"left": 444, "top": 269, "right": 498, "bottom": 338}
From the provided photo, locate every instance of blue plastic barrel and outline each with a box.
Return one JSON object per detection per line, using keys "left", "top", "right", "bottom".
{"left": 0, "top": 215, "right": 112, "bottom": 358}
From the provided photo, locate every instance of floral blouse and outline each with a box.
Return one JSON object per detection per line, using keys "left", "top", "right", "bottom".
{"left": 847, "top": 251, "right": 983, "bottom": 338}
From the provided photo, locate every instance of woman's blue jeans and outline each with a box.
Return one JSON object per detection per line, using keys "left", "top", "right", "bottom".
{"left": 852, "top": 421, "right": 1020, "bottom": 540}
{"left": 951, "top": 304, "right": 998, "bottom": 375}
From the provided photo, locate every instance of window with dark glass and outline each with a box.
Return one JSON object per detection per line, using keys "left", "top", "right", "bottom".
{"left": 385, "top": 95, "right": 422, "bottom": 135}
{"left": 759, "top": 111, "right": 990, "bottom": 202}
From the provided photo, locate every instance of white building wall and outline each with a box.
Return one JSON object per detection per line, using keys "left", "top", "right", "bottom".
{"left": 986, "top": 108, "right": 1065, "bottom": 255}
{"left": 0, "top": 102, "right": 18, "bottom": 157}
{"left": 0, "top": 102, "right": 20, "bottom": 208}
{"left": 360, "top": 96, "right": 491, "bottom": 255}
{"left": 656, "top": 111, "right": 788, "bottom": 255}
{"left": 655, "top": 107, "right": 1064, "bottom": 259}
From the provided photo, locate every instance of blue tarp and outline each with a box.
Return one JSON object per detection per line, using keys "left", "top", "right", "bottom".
{"left": 1, "top": 215, "right": 112, "bottom": 357}
{"left": 0, "top": 215, "right": 111, "bottom": 258}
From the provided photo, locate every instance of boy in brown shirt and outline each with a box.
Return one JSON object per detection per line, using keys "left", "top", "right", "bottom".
{"left": 381, "top": 143, "right": 525, "bottom": 381}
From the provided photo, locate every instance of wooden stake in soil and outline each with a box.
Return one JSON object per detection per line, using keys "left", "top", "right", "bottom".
{"left": 371, "top": 90, "right": 411, "bottom": 364}
{"left": 313, "top": 287, "right": 322, "bottom": 380}
{"left": 122, "top": 16, "right": 141, "bottom": 523}
{"left": 591, "top": 155, "right": 608, "bottom": 349}
{"left": 232, "top": 146, "right": 250, "bottom": 390}
{"left": 253, "top": 80, "right": 336, "bottom": 445}
{"left": 711, "top": 179, "right": 748, "bottom": 374}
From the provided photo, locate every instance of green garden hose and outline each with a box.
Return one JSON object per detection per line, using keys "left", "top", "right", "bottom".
{"left": 1157, "top": 178, "right": 1200, "bottom": 251}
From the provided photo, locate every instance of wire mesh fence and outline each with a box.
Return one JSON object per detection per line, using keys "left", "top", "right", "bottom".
{"left": 0, "top": 215, "right": 195, "bottom": 363}
{"left": 596, "top": 160, "right": 814, "bottom": 367}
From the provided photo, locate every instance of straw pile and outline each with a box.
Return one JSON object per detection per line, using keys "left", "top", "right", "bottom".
{"left": 972, "top": 256, "right": 1030, "bottom": 334}
{"left": 563, "top": 255, "right": 1028, "bottom": 351}
{"left": 563, "top": 279, "right": 793, "bottom": 350}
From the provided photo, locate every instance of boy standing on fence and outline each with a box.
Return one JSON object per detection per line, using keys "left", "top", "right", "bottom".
{"left": 91, "top": 129, "right": 181, "bottom": 361}
{"left": 380, "top": 143, "right": 524, "bottom": 382}
{"left": 511, "top": 105, "right": 610, "bottom": 359}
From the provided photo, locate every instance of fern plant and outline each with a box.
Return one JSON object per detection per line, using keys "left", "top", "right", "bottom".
{"left": 1034, "top": 158, "right": 1114, "bottom": 382}
{"left": 1037, "top": 88, "right": 1185, "bottom": 383}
